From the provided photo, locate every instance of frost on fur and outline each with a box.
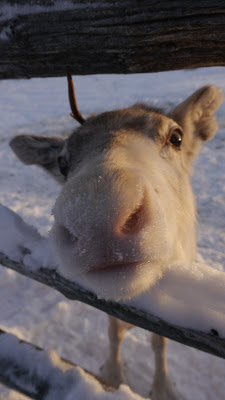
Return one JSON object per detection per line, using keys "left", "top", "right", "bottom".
{"left": 10, "top": 85, "right": 223, "bottom": 301}
{"left": 9, "top": 83, "right": 223, "bottom": 398}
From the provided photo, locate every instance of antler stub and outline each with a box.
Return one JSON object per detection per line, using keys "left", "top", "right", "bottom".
{"left": 67, "top": 71, "right": 85, "bottom": 125}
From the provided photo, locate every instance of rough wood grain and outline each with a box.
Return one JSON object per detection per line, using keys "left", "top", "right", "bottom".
{"left": 0, "top": 251, "right": 224, "bottom": 360}
{"left": 1, "top": 1, "right": 225, "bottom": 79}
{"left": 0, "top": 328, "right": 114, "bottom": 400}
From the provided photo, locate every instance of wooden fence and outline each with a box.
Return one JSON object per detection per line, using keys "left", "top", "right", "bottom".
{"left": 1, "top": 1, "right": 225, "bottom": 79}
{"left": 0, "top": 252, "right": 224, "bottom": 359}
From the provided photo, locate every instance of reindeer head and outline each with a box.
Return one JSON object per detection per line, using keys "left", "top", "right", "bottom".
{"left": 10, "top": 75, "right": 223, "bottom": 300}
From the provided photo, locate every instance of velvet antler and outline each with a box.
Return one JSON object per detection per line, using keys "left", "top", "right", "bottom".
{"left": 67, "top": 71, "right": 85, "bottom": 125}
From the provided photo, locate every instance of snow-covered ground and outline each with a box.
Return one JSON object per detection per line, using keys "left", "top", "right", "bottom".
{"left": 0, "top": 67, "right": 225, "bottom": 400}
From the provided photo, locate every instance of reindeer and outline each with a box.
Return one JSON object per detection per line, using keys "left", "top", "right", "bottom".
{"left": 10, "top": 73, "right": 223, "bottom": 400}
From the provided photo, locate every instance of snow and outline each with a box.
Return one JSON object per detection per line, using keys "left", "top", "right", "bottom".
{"left": 130, "top": 262, "right": 225, "bottom": 337}
{"left": 0, "top": 67, "right": 225, "bottom": 399}
{"left": 0, "top": 332, "right": 146, "bottom": 400}
{"left": 0, "top": 203, "right": 54, "bottom": 269}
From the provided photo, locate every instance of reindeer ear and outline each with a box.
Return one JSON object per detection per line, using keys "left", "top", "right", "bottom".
{"left": 10, "top": 135, "right": 66, "bottom": 183}
{"left": 170, "top": 86, "right": 224, "bottom": 160}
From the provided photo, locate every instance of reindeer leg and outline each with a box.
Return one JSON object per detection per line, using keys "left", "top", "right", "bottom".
{"left": 101, "top": 315, "right": 132, "bottom": 387}
{"left": 151, "top": 334, "right": 180, "bottom": 400}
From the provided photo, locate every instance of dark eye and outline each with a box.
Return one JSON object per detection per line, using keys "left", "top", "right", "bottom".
{"left": 58, "top": 156, "right": 69, "bottom": 177}
{"left": 169, "top": 128, "right": 183, "bottom": 148}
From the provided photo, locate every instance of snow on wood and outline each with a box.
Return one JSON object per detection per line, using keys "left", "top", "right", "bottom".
{"left": 0, "top": 328, "right": 146, "bottom": 400}
{"left": 1, "top": 202, "right": 225, "bottom": 361}
{"left": 1, "top": 1, "right": 225, "bottom": 79}
{"left": 1, "top": 250, "right": 225, "bottom": 361}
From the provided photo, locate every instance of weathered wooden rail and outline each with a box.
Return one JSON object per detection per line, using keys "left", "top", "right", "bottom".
{"left": 0, "top": 251, "right": 224, "bottom": 361}
{"left": 0, "top": 328, "right": 114, "bottom": 399}
{"left": 1, "top": 1, "right": 225, "bottom": 79}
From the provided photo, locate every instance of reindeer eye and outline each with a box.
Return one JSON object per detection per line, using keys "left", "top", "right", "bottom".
{"left": 169, "top": 128, "right": 183, "bottom": 148}
{"left": 58, "top": 156, "right": 69, "bottom": 177}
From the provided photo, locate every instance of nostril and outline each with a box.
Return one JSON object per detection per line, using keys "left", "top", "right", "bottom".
{"left": 121, "top": 201, "right": 145, "bottom": 235}
{"left": 58, "top": 224, "right": 78, "bottom": 245}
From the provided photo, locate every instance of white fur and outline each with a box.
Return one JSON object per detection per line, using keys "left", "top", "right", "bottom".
{"left": 10, "top": 85, "right": 224, "bottom": 399}
{"left": 50, "top": 127, "right": 196, "bottom": 301}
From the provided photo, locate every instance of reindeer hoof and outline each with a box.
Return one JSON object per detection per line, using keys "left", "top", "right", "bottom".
{"left": 100, "top": 362, "right": 125, "bottom": 388}
{"left": 151, "top": 376, "right": 181, "bottom": 400}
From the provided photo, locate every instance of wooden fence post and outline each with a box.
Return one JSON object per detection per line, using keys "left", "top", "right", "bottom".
{"left": 1, "top": 1, "right": 225, "bottom": 79}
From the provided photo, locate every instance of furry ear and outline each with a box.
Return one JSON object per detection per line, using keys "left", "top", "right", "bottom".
{"left": 170, "top": 86, "right": 224, "bottom": 160}
{"left": 10, "top": 135, "right": 66, "bottom": 183}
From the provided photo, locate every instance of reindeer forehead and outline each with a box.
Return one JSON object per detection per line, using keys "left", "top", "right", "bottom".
{"left": 65, "top": 106, "right": 172, "bottom": 159}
